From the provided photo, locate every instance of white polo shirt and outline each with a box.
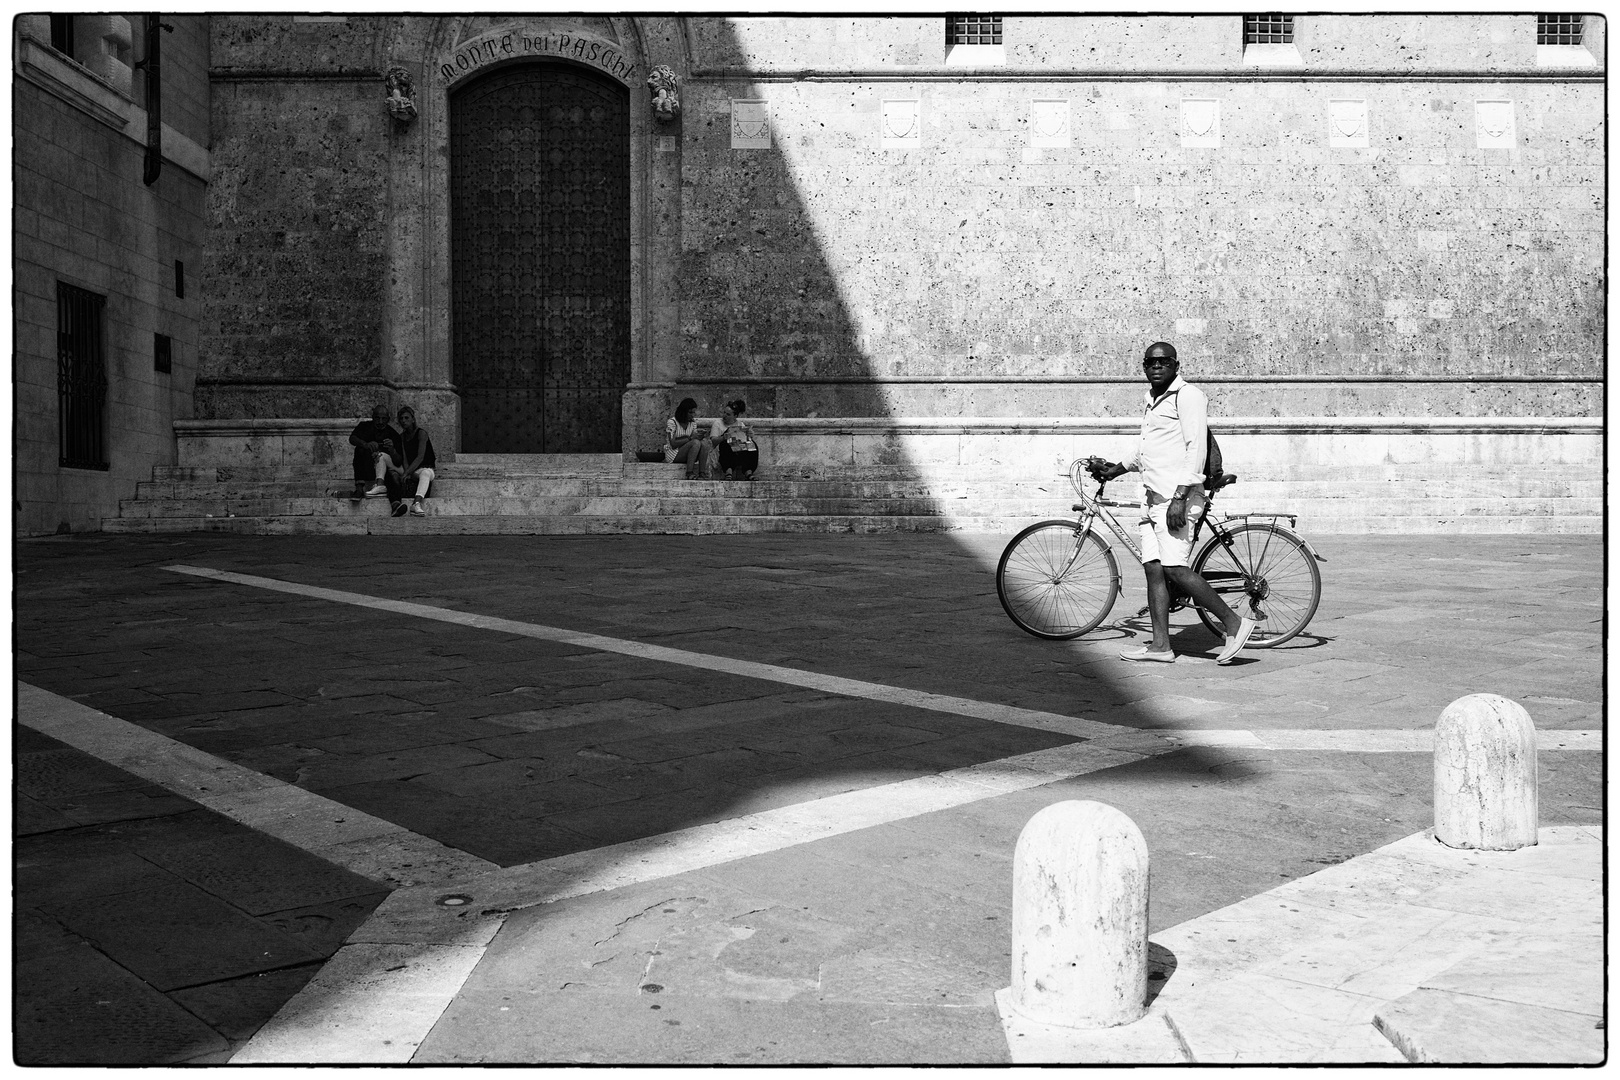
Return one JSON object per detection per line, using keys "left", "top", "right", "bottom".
{"left": 1125, "top": 374, "right": 1208, "bottom": 500}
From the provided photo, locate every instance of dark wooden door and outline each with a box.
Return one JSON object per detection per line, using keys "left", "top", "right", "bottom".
{"left": 450, "top": 63, "right": 630, "bottom": 453}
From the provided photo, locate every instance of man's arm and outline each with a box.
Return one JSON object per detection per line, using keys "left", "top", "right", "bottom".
{"left": 1176, "top": 387, "right": 1209, "bottom": 490}
{"left": 1167, "top": 386, "right": 1210, "bottom": 529}
{"left": 348, "top": 425, "right": 372, "bottom": 451}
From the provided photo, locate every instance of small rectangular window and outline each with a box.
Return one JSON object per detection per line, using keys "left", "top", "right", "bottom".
{"left": 58, "top": 282, "right": 109, "bottom": 470}
{"left": 154, "top": 333, "right": 172, "bottom": 374}
{"left": 1243, "top": 14, "right": 1295, "bottom": 45}
{"left": 49, "top": 14, "right": 74, "bottom": 57}
{"left": 174, "top": 259, "right": 185, "bottom": 298}
{"left": 1537, "top": 14, "right": 1583, "bottom": 45}
{"left": 947, "top": 15, "right": 1002, "bottom": 46}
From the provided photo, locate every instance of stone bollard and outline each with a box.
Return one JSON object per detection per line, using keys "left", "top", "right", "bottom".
{"left": 1009, "top": 800, "right": 1149, "bottom": 1029}
{"left": 1433, "top": 693, "right": 1538, "bottom": 850}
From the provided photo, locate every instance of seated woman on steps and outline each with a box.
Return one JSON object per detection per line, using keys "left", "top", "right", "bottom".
{"left": 710, "top": 399, "right": 759, "bottom": 481}
{"left": 665, "top": 397, "right": 712, "bottom": 480}
{"left": 388, "top": 405, "right": 437, "bottom": 517}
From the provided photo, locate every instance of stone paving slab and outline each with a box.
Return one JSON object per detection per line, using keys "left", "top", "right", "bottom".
{"left": 12, "top": 729, "right": 390, "bottom": 1064}
{"left": 14, "top": 532, "right": 1603, "bottom": 1064}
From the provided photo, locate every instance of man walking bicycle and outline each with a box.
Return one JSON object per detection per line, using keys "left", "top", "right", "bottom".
{"left": 1090, "top": 342, "right": 1256, "bottom": 665}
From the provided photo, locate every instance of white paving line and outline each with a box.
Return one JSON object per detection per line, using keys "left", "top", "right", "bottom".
{"left": 234, "top": 739, "right": 1153, "bottom": 1063}
{"left": 227, "top": 722, "right": 1602, "bottom": 1065}
{"left": 164, "top": 563, "right": 1130, "bottom": 741}
{"left": 47, "top": 566, "right": 1598, "bottom": 1063}
{"left": 17, "top": 682, "right": 497, "bottom": 888}
{"left": 1159, "top": 729, "right": 1600, "bottom": 752}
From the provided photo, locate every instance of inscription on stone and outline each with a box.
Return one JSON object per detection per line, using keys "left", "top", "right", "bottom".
{"left": 439, "top": 31, "right": 637, "bottom": 85}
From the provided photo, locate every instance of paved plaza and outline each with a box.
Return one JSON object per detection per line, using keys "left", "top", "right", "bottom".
{"left": 13, "top": 531, "right": 1604, "bottom": 1064}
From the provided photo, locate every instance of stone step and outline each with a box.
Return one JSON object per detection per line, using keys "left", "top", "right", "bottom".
{"left": 116, "top": 492, "right": 1603, "bottom": 522}
{"left": 447, "top": 453, "right": 625, "bottom": 475}
{"left": 116, "top": 495, "right": 970, "bottom": 518}
{"left": 101, "top": 512, "right": 1603, "bottom": 537}
{"left": 149, "top": 460, "right": 1599, "bottom": 488}
{"left": 102, "top": 513, "right": 975, "bottom": 536}
{"left": 132, "top": 474, "right": 1603, "bottom": 501}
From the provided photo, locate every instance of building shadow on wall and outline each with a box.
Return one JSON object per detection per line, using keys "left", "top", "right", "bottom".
{"left": 675, "top": 16, "right": 1259, "bottom": 739}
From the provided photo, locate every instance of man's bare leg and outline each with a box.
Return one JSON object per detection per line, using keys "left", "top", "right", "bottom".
{"left": 1164, "top": 564, "right": 1241, "bottom": 637}
{"left": 1143, "top": 561, "right": 1174, "bottom": 653}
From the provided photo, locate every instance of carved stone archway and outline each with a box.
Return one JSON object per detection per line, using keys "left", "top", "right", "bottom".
{"left": 380, "top": 16, "right": 688, "bottom": 453}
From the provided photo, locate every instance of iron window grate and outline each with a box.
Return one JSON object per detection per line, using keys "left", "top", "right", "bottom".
{"left": 1243, "top": 14, "right": 1294, "bottom": 44}
{"left": 1537, "top": 14, "right": 1583, "bottom": 44}
{"left": 49, "top": 14, "right": 73, "bottom": 56}
{"left": 58, "top": 282, "right": 109, "bottom": 470}
{"left": 947, "top": 15, "right": 1002, "bottom": 46}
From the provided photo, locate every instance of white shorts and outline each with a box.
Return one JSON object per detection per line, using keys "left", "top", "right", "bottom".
{"left": 1139, "top": 491, "right": 1206, "bottom": 568}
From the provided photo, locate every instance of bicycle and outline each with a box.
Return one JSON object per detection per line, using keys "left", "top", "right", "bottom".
{"left": 996, "top": 457, "right": 1326, "bottom": 646}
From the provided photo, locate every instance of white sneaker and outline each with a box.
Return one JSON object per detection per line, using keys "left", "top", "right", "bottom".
{"left": 409, "top": 499, "right": 425, "bottom": 516}
{"left": 364, "top": 484, "right": 388, "bottom": 498}
{"left": 1216, "top": 618, "right": 1257, "bottom": 665}
{"left": 1119, "top": 645, "right": 1176, "bottom": 663}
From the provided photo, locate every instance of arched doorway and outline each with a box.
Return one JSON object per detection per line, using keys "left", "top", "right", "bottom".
{"left": 449, "top": 62, "right": 630, "bottom": 453}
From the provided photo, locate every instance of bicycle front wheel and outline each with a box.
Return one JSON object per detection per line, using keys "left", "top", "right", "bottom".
{"left": 1194, "top": 523, "right": 1321, "bottom": 647}
{"left": 997, "top": 521, "right": 1120, "bottom": 639}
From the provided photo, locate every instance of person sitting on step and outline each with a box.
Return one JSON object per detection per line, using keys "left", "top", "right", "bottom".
{"left": 710, "top": 399, "right": 759, "bottom": 481}
{"left": 349, "top": 403, "right": 406, "bottom": 514}
{"left": 665, "top": 397, "right": 712, "bottom": 480}
{"left": 389, "top": 405, "right": 437, "bottom": 517}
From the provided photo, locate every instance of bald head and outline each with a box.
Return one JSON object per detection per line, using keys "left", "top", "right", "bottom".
{"left": 1143, "top": 341, "right": 1177, "bottom": 362}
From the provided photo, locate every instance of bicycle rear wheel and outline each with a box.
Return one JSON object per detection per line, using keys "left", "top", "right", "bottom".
{"left": 997, "top": 521, "right": 1120, "bottom": 639}
{"left": 1194, "top": 522, "right": 1321, "bottom": 647}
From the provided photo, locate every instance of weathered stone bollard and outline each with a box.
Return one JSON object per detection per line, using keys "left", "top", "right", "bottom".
{"left": 1433, "top": 693, "right": 1538, "bottom": 850}
{"left": 1009, "top": 800, "right": 1149, "bottom": 1029}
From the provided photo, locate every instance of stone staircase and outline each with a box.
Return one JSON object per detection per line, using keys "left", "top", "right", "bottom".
{"left": 101, "top": 454, "right": 1600, "bottom": 535}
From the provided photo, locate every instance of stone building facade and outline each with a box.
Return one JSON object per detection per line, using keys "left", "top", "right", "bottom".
{"left": 14, "top": 15, "right": 1604, "bottom": 532}
{"left": 14, "top": 14, "right": 211, "bottom": 535}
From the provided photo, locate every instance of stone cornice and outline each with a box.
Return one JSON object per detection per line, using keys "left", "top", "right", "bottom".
{"left": 689, "top": 67, "right": 1605, "bottom": 84}
{"left": 673, "top": 375, "right": 1599, "bottom": 386}
{"left": 209, "top": 69, "right": 384, "bottom": 81}
{"left": 16, "top": 33, "right": 211, "bottom": 182}
{"left": 753, "top": 416, "right": 1603, "bottom": 436}
{"left": 176, "top": 416, "right": 1603, "bottom": 438}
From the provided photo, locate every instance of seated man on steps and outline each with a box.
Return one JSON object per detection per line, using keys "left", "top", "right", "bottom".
{"left": 1090, "top": 341, "right": 1255, "bottom": 665}
{"left": 348, "top": 403, "right": 406, "bottom": 514}
{"left": 388, "top": 405, "right": 437, "bottom": 517}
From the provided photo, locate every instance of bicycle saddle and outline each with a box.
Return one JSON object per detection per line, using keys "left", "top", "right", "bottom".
{"left": 1206, "top": 473, "right": 1239, "bottom": 492}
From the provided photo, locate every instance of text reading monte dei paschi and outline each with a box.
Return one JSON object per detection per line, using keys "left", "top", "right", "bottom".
{"left": 441, "top": 34, "right": 637, "bottom": 84}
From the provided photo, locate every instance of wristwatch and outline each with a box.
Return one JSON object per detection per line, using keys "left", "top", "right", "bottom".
{"left": 1172, "top": 486, "right": 1190, "bottom": 501}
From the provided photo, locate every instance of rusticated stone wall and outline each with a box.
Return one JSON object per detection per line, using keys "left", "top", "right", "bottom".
{"left": 197, "top": 16, "right": 390, "bottom": 420}
{"left": 672, "top": 15, "right": 1603, "bottom": 425}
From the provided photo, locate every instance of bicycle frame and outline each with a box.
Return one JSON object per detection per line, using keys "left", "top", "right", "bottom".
{"left": 1065, "top": 458, "right": 1328, "bottom": 571}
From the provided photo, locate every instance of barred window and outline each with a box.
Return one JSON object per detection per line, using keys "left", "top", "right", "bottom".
{"left": 1243, "top": 14, "right": 1294, "bottom": 44}
{"left": 947, "top": 15, "right": 1002, "bottom": 46}
{"left": 58, "top": 282, "right": 109, "bottom": 470}
{"left": 1537, "top": 14, "right": 1583, "bottom": 45}
{"left": 154, "top": 332, "right": 172, "bottom": 374}
{"left": 174, "top": 259, "right": 185, "bottom": 298}
{"left": 49, "top": 14, "right": 74, "bottom": 56}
